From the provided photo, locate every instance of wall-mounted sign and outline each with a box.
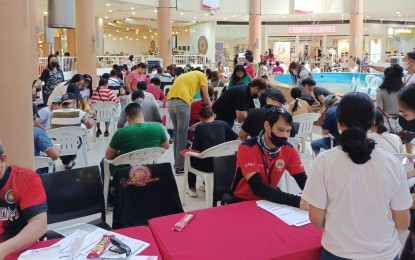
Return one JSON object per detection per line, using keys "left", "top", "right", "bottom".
{"left": 202, "top": 0, "right": 219, "bottom": 10}
{"left": 288, "top": 25, "right": 336, "bottom": 35}
{"left": 387, "top": 28, "right": 414, "bottom": 37}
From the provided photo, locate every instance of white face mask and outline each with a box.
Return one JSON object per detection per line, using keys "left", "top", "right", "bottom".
{"left": 401, "top": 62, "right": 409, "bottom": 70}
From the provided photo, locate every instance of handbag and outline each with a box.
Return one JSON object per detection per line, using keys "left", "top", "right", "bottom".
{"left": 382, "top": 110, "right": 414, "bottom": 144}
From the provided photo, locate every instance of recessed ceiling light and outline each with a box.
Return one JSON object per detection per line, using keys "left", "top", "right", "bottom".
{"left": 380, "top": 18, "right": 384, "bottom": 21}
{"left": 120, "top": 37, "right": 122, "bottom": 40}
{"left": 108, "top": 34, "right": 111, "bottom": 36}
{"left": 193, "top": 30, "right": 195, "bottom": 32}
{"left": 193, "top": 16, "right": 196, "bottom": 19}
{"left": 244, "top": 18, "right": 248, "bottom": 21}
{"left": 106, "top": 3, "right": 110, "bottom": 6}
{"left": 311, "top": 15, "right": 315, "bottom": 18}
{"left": 396, "top": 11, "right": 400, "bottom": 14}
{"left": 366, "top": 15, "right": 370, "bottom": 18}
{"left": 400, "top": 19, "right": 403, "bottom": 21}
{"left": 113, "top": 38, "right": 116, "bottom": 40}
{"left": 232, "top": 14, "right": 236, "bottom": 18}
{"left": 108, "top": 10, "right": 112, "bottom": 12}
{"left": 185, "top": 29, "right": 188, "bottom": 32}
{"left": 224, "top": 17, "right": 227, "bottom": 20}
{"left": 398, "top": 14, "right": 402, "bottom": 17}
{"left": 307, "top": 18, "right": 311, "bottom": 20}
{"left": 205, "top": 13, "right": 208, "bottom": 16}
{"left": 43, "top": 11, "right": 48, "bottom": 15}
{"left": 132, "top": 12, "right": 135, "bottom": 14}
{"left": 191, "top": 20, "right": 196, "bottom": 23}
{"left": 149, "top": 29, "right": 152, "bottom": 32}
{"left": 151, "top": 36, "right": 154, "bottom": 38}
{"left": 104, "top": 16, "right": 108, "bottom": 19}
{"left": 282, "top": 15, "right": 286, "bottom": 18}
{"left": 155, "top": 32, "right": 157, "bottom": 35}
{"left": 116, "top": 30, "right": 119, "bottom": 32}
{"left": 154, "top": 10, "right": 157, "bottom": 13}
{"left": 171, "top": 20, "right": 175, "bottom": 23}
{"left": 130, "top": 7, "right": 134, "bottom": 10}
{"left": 103, "top": 35, "right": 106, "bottom": 37}
{"left": 136, "top": 38, "right": 138, "bottom": 41}
{"left": 180, "top": 12, "right": 184, "bottom": 15}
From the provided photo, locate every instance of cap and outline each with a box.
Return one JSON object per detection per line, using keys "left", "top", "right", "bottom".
{"left": 62, "top": 93, "right": 76, "bottom": 104}
{"left": 53, "top": 95, "right": 62, "bottom": 104}
{"left": 323, "top": 94, "right": 337, "bottom": 107}
{"left": 267, "top": 90, "right": 286, "bottom": 104}
{"left": 32, "top": 103, "right": 39, "bottom": 117}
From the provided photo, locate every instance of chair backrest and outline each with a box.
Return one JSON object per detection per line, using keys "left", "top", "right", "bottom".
{"left": 112, "top": 162, "right": 184, "bottom": 228}
{"left": 110, "top": 147, "right": 165, "bottom": 166}
{"left": 91, "top": 102, "right": 118, "bottom": 122}
{"left": 41, "top": 166, "right": 106, "bottom": 224}
{"left": 293, "top": 113, "right": 321, "bottom": 138}
{"left": 159, "top": 107, "right": 173, "bottom": 129}
{"left": 155, "top": 100, "right": 163, "bottom": 108}
{"left": 34, "top": 156, "right": 54, "bottom": 172}
{"left": 164, "top": 85, "right": 172, "bottom": 95}
{"left": 46, "top": 127, "right": 86, "bottom": 156}
{"left": 196, "top": 140, "right": 241, "bottom": 159}
{"left": 213, "top": 155, "right": 237, "bottom": 207}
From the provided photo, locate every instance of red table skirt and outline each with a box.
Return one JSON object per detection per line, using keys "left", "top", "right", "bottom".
{"left": 149, "top": 201, "right": 323, "bottom": 260}
{"left": 6, "top": 226, "right": 162, "bottom": 260}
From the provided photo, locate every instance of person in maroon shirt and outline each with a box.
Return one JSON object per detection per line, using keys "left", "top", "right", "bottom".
{"left": 146, "top": 78, "right": 166, "bottom": 101}
{"left": 272, "top": 61, "right": 284, "bottom": 74}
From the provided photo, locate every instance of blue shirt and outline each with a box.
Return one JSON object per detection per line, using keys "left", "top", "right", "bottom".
{"left": 34, "top": 127, "right": 53, "bottom": 156}
{"left": 322, "top": 104, "right": 340, "bottom": 145}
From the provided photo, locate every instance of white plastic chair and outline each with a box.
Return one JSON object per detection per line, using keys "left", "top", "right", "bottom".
{"left": 232, "top": 122, "right": 243, "bottom": 135}
{"left": 34, "top": 156, "right": 54, "bottom": 173}
{"left": 289, "top": 113, "right": 321, "bottom": 153}
{"left": 159, "top": 107, "right": 173, "bottom": 129}
{"left": 156, "top": 100, "right": 163, "bottom": 108}
{"left": 46, "top": 126, "right": 89, "bottom": 167}
{"left": 164, "top": 85, "right": 172, "bottom": 95}
{"left": 103, "top": 147, "right": 166, "bottom": 207}
{"left": 91, "top": 102, "right": 118, "bottom": 142}
{"left": 182, "top": 140, "right": 241, "bottom": 208}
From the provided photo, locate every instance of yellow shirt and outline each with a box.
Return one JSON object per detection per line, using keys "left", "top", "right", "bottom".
{"left": 167, "top": 71, "right": 207, "bottom": 105}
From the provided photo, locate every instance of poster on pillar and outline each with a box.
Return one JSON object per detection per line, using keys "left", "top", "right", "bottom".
{"left": 294, "top": 0, "right": 313, "bottom": 14}
{"left": 274, "top": 42, "right": 291, "bottom": 65}
{"left": 202, "top": 0, "right": 220, "bottom": 10}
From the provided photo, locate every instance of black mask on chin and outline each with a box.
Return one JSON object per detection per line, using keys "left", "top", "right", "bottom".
{"left": 399, "top": 116, "right": 415, "bottom": 132}
{"left": 270, "top": 132, "right": 287, "bottom": 147}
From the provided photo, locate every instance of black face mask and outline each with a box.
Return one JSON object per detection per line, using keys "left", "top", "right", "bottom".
{"left": 399, "top": 116, "right": 415, "bottom": 132}
{"left": 50, "top": 62, "right": 59, "bottom": 68}
{"left": 252, "top": 94, "right": 259, "bottom": 99}
{"left": 270, "top": 132, "right": 287, "bottom": 147}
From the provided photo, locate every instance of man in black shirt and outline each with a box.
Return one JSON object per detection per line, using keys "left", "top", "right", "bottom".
{"left": 301, "top": 78, "right": 332, "bottom": 106}
{"left": 212, "top": 78, "right": 268, "bottom": 127}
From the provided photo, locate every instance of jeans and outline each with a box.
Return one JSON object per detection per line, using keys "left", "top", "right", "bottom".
{"left": 321, "top": 248, "right": 399, "bottom": 260}
{"left": 167, "top": 98, "right": 190, "bottom": 170}
{"left": 311, "top": 137, "right": 332, "bottom": 153}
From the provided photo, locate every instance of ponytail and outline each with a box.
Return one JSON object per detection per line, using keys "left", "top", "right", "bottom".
{"left": 292, "top": 99, "right": 299, "bottom": 112}
{"left": 340, "top": 126, "right": 375, "bottom": 164}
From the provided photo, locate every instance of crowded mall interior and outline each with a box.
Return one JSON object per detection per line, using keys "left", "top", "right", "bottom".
{"left": 1, "top": 0, "right": 415, "bottom": 259}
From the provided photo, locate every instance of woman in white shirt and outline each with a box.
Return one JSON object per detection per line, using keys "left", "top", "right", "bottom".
{"left": 302, "top": 92, "right": 412, "bottom": 260}
{"left": 368, "top": 110, "right": 403, "bottom": 154}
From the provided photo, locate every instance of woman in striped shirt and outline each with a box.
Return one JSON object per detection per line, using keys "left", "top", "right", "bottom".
{"left": 91, "top": 78, "right": 120, "bottom": 137}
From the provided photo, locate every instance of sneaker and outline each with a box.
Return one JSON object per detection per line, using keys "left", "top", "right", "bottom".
{"left": 175, "top": 168, "right": 184, "bottom": 175}
{"left": 186, "top": 188, "right": 198, "bottom": 197}
{"left": 104, "top": 131, "right": 109, "bottom": 137}
{"left": 198, "top": 183, "right": 205, "bottom": 192}
{"left": 96, "top": 129, "right": 102, "bottom": 137}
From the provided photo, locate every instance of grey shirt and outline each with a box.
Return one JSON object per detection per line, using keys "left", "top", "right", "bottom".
{"left": 376, "top": 88, "right": 399, "bottom": 115}
{"left": 118, "top": 99, "right": 161, "bottom": 126}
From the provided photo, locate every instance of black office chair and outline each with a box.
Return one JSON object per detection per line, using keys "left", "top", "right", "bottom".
{"left": 212, "top": 155, "right": 237, "bottom": 207}
{"left": 112, "top": 162, "right": 184, "bottom": 229}
{"left": 41, "top": 166, "right": 110, "bottom": 238}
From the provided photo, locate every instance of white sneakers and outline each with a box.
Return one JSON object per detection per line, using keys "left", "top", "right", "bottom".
{"left": 186, "top": 188, "right": 198, "bottom": 197}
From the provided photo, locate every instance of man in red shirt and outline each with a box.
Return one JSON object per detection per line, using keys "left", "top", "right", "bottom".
{"left": 272, "top": 61, "right": 284, "bottom": 74}
{"left": 0, "top": 139, "right": 48, "bottom": 258}
{"left": 231, "top": 108, "right": 309, "bottom": 209}
{"left": 146, "top": 78, "right": 166, "bottom": 101}
{"left": 126, "top": 62, "right": 147, "bottom": 92}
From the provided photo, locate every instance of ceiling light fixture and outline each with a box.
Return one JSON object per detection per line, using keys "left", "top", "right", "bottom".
{"left": 396, "top": 11, "right": 400, "bottom": 14}
{"left": 106, "top": 3, "right": 110, "bottom": 6}
{"left": 130, "top": 7, "right": 134, "bottom": 10}
{"left": 193, "top": 16, "right": 196, "bottom": 19}
{"left": 154, "top": 10, "right": 157, "bottom": 13}
{"left": 108, "top": 10, "right": 112, "bottom": 12}
{"left": 116, "top": 30, "right": 119, "bottom": 32}
{"left": 155, "top": 33, "right": 157, "bottom": 35}
{"left": 126, "top": 28, "right": 129, "bottom": 31}
{"left": 109, "top": 33, "right": 111, "bottom": 36}
{"left": 282, "top": 15, "right": 286, "bottom": 18}
{"left": 232, "top": 14, "right": 236, "bottom": 18}
{"left": 132, "top": 12, "right": 135, "bottom": 14}
{"left": 104, "top": 16, "right": 108, "bottom": 19}
{"left": 43, "top": 11, "right": 48, "bottom": 15}
{"left": 180, "top": 12, "right": 184, "bottom": 15}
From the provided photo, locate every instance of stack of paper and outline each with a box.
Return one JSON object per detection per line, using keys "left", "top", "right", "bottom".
{"left": 19, "top": 228, "right": 154, "bottom": 260}
{"left": 256, "top": 200, "right": 310, "bottom": 227}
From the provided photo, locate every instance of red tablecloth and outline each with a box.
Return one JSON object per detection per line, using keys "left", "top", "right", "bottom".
{"left": 6, "top": 226, "right": 162, "bottom": 260}
{"left": 149, "top": 201, "right": 323, "bottom": 260}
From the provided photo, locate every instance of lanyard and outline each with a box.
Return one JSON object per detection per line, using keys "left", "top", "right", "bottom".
{"left": 258, "top": 144, "right": 275, "bottom": 185}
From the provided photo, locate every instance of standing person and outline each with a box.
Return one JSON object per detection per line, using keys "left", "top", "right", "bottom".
{"left": 403, "top": 52, "right": 415, "bottom": 87}
{"left": 126, "top": 62, "right": 147, "bottom": 92}
{"left": 0, "top": 139, "right": 48, "bottom": 259}
{"left": 186, "top": 106, "right": 238, "bottom": 197}
{"left": 227, "top": 65, "right": 252, "bottom": 89}
{"left": 216, "top": 62, "right": 228, "bottom": 81}
{"left": 126, "top": 55, "right": 134, "bottom": 71}
{"left": 167, "top": 70, "right": 212, "bottom": 174}
{"left": 33, "top": 54, "right": 65, "bottom": 105}
{"left": 396, "top": 84, "right": 415, "bottom": 260}
{"left": 213, "top": 78, "right": 268, "bottom": 128}
{"left": 302, "top": 92, "right": 411, "bottom": 260}
{"left": 288, "top": 61, "right": 310, "bottom": 87}
{"left": 91, "top": 79, "right": 120, "bottom": 137}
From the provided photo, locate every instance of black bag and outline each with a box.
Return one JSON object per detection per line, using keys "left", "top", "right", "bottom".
{"left": 382, "top": 110, "right": 415, "bottom": 144}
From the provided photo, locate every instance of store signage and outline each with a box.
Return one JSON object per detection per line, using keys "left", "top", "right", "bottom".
{"left": 387, "top": 28, "right": 414, "bottom": 37}
{"left": 288, "top": 25, "right": 336, "bottom": 34}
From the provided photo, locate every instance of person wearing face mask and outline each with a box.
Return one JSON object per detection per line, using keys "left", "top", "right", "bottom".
{"left": 288, "top": 61, "right": 311, "bottom": 87}
{"left": 33, "top": 54, "right": 65, "bottom": 105}
{"left": 0, "top": 139, "right": 48, "bottom": 259}
{"left": 213, "top": 78, "right": 268, "bottom": 128}
{"left": 230, "top": 107, "right": 309, "bottom": 209}
{"left": 396, "top": 84, "right": 415, "bottom": 259}
{"left": 227, "top": 65, "right": 252, "bottom": 89}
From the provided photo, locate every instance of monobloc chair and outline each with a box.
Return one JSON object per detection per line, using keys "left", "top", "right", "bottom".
{"left": 289, "top": 113, "right": 321, "bottom": 154}
{"left": 34, "top": 156, "right": 55, "bottom": 173}
{"left": 159, "top": 107, "right": 173, "bottom": 130}
{"left": 112, "top": 162, "right": 184, "bottom": 228}
{"left": 163, "top": 85, "right": 172, "bottom": 95}
{"left": 91, "top": 102, "right": 118, "bottom": 141}
{"left": 41, "top": 166, "right": 110, "bottom": 238}
{"left": 46, "top": 126, "right": 89, "bottom": 167}
{"left": 212, "top": 155, "right": 237, "bottom": 207}
{"left": 103, "top": 147, "right": 165, "bottom": 207}
{"left": 182, "top": 140, "right": 241, "bottom": 208}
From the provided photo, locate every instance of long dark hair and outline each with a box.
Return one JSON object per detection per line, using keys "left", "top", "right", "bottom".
{"left": 290, "top": 87, "right": 302, "bottom": 112}
{"left": 64, "top": 74, "right": 83, "bottom": 86}
{"left": 398, "top": 83, "right": 415, "bottom": 112}
{"left": 378, "top": 64, "right": 404, "bottom": 94}
{"left": 47, "top": 54, "right": 60, "bottom": 70}
{"left": 82, "top": 74, "right": 93, "bottom": 99}
{"left": 374, "top": 110, "right": 388, "bottom": 134}
{"left": 66, "top": 83, "right": 84, "bottom": 104}
{"left": 230, "top": 65, "right": 247, "bottom": 83}
{"left": 336, "top": 92, "right": 376, "bottom": 164}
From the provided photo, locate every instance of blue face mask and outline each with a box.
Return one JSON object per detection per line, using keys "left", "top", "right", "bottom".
{"left": 293, "top": 70, "right": 298, "bottom": 76}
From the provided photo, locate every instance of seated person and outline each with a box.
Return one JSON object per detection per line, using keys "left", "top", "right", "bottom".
{"left": 231, "top": 108, "right": 308, "bottom": 209}
{"left": 50, "top": 93, "right": 93, "bottom": 169}
{"left": 368, "top": 109, "right": 403, "bottom": 154}
{"left": 146, "top": 77, "right": 166, "bottom": 101}
{"left": 137, "top": 81, "right": 158, "bottom": 105}
{"left": 0, "top": 139, "right": 47, "bottom": 258}
{"left": 117, "top": 90, "right": 161, "bottom": 128}
{"left": 212, "top": 78, "right": 268, "bottom": 127}
{"left": 186, "top": 106, "right": 238, "bottom": 197}
{"left": 310, "top": 95, "right": 340, "bottom": 156}
{"left": 188, "top": 86, "right": 214, "bottom": 141}
{"left": 36, "top": 96, "right": 62, "bottom": 131}
{"left": 108, "top": 69, "right": 122, "bottom": 90}
{"left": 272, "top": 61, "right": 284, "bottom": 74}
{"left": 301, "top": 78, "right": 332, "bottom": 106}
{"left": 239, "top": 90, "right": 287, "bottom": 140}
{"left": 33, "top": 104, "right": 60, "bottom": 174}
{"left": 288, "top": 87, "right": 310, "bottom": 116}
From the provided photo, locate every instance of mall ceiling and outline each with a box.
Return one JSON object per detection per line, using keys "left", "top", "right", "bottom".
{"left": 35, "top": 0, "right": 415, "bottom": 32}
